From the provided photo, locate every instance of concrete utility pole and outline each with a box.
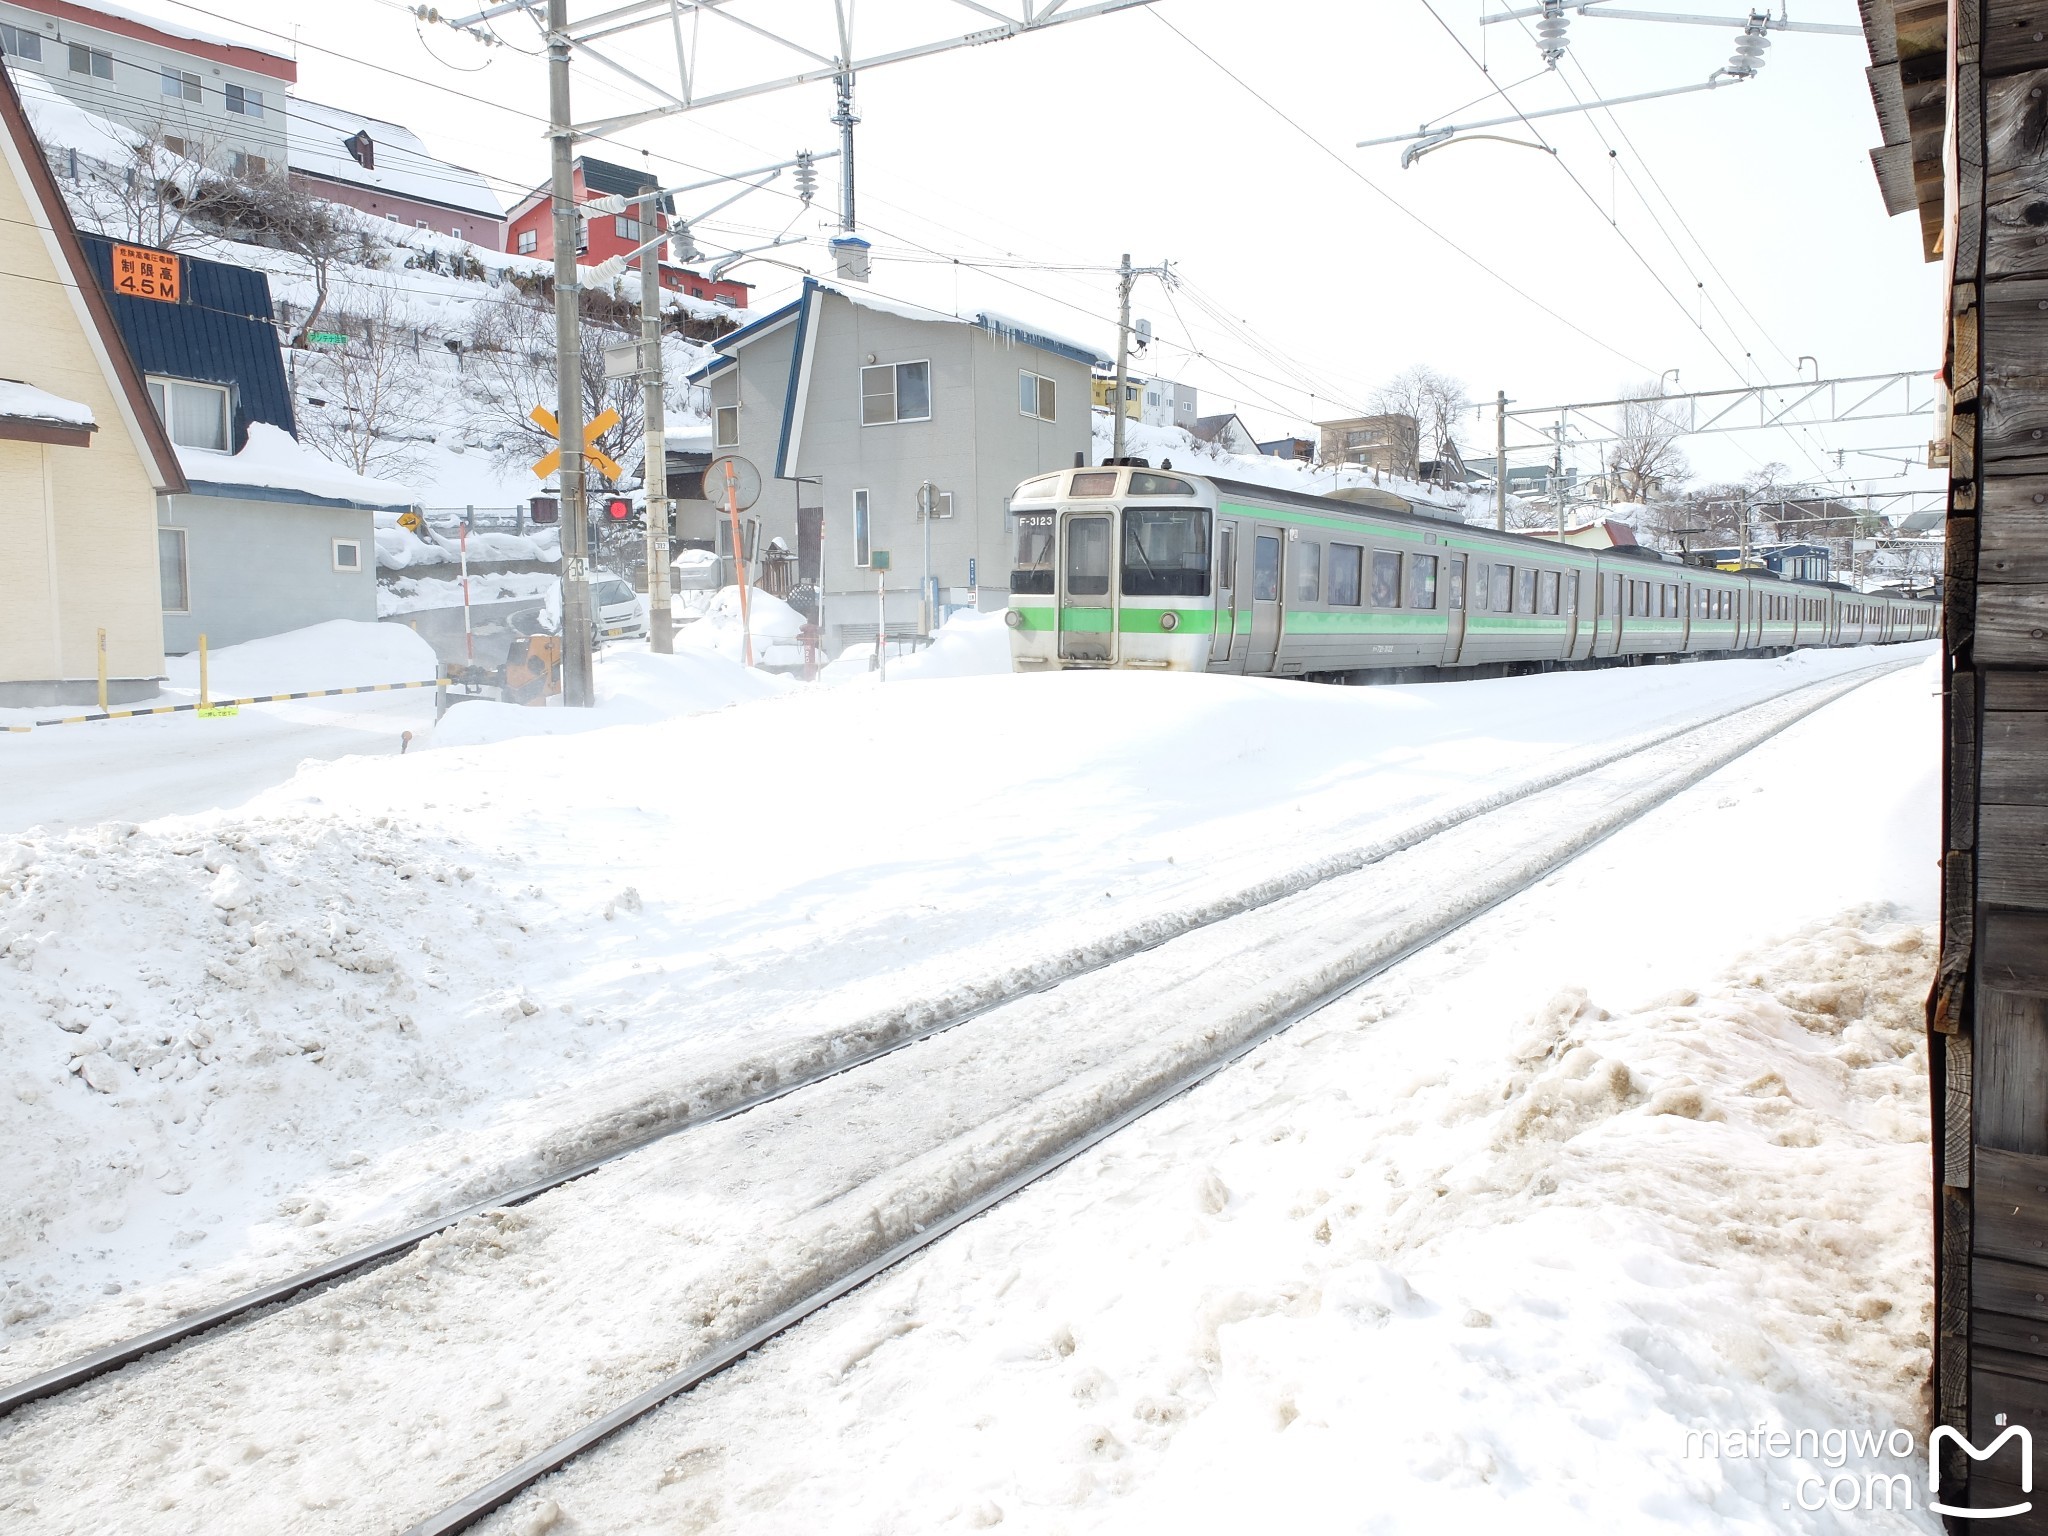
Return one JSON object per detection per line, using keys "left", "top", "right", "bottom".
{"left": 548, "top": 0, "right": 594, "bottom": 706}
{"left": 1494, "top": 390, "right": 1508, "bottom": 531}
{"left": 1552, "top": 413, "right": 1566, "bottom": 541}
{"left": 833, "top": 72, "right": 858, "bottom": 235}
{"left": 1112, "top": 253, "right": 1134, "bottom": 464}
{"left": 640, "top": 186, "right": 672, "bottom": 653}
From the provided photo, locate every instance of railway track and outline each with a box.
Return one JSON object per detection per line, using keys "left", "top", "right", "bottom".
{"left": 0, "top": 658, "right": 1913, "bottom": 1536}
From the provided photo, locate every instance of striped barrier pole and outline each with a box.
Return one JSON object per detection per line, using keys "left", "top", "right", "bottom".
{"left": 95, "top": 629, "right": 106, "bottom": 713}
{"left": 8, "top": 677, "right": 449, "bottom": 730}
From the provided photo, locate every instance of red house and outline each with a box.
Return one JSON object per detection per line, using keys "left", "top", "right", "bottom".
{"left": 504, "top": 155, "right": 753, "bottom": 309}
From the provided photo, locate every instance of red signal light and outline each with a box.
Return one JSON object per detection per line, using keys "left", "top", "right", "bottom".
{"left": 605, "top": 497, "right": 632, "bottom": 520}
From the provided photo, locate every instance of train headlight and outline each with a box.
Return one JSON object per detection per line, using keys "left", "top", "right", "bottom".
{"left": 1004, "top": 608, "right": 1024, "bottom": 629}
{"left": 1159, "top": 611, "right": 1180, "bottom": 631}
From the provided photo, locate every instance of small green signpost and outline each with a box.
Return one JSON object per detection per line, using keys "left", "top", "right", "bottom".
{"left": 307, "top": 331, "right": 347, "bottom": 348}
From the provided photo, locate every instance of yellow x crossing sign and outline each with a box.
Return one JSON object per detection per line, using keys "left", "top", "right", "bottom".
{"left": 530, "top": 405, "right": 624, "bottom": 482}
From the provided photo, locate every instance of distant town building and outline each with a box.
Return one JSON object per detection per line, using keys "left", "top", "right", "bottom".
{"left": 1690, "top": 542, "right": 1832, "bottom": 582}
{"left": 286, "top": 99, "right": 505, "bottom": 250}
{"left": 1191, "top": 412, "right": 1258, "bottom": 454}
{"left": 504, "top": 155, "right": 754, "bottom": 307}
{"left": 1258, "top": 436, "right": 1313, "bottom": 461}
{"left": 0, "top": 60, "right": 183, "bottom": 704}
{"left": 686, "top": 277, "right": 1105, "bottom": 651}
{"left": 1090, "top": 374, "right": 1196, "bottom": 430}
{"left": 1524, "top": 518, "right": 1641, "bottom": 549}
{"left": 0, "top": 0, "right": 293, "bottom": 177}
{"left": 1317, "top": 413, "right": 1419, "bottom": 477}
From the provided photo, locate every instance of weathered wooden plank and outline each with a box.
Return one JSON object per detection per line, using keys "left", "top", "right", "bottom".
{"left": 1978, "top": 1341, "right": 2048, "bottom": 1381}
{"left": 1979, "top": 279, "right": 2048, "bottom": 457}
{"left": 1943, "top": 1185, "right": 1975, "bottom": 1428}
{"left": 1988, "top": 670, "right": 2048, "bottom": 708}
{"left": 1975, "top": 1251, "right": 2048, "bottom": 1315}
{"left": 1953, "top": 1032, "right": 1978, "bottom": 1185}
{"left": 1985, "top": 712, "right": 2048, "bottom": 803}
{"left": 1960, "top": 304, "right": 1984, "bottom": 403}
{"left": 1976, "top": 583, "right": 2048, "bottom": 661}
{"left": 1955, "top": 667, "right": 1982, "bottom": 850}
{"left": 1982, "top": 477, "right": 2048, "bottom": 581}
{"left": 1987, "top": 0, "right": 2048, "bottom": 75}
{"left": 1976, "top": 1307, "right": 2048, "bottom": 1356}
{"left": 1980, "top": 989, "right": 2048, "bottom": 1151}
{"left": 1976, "top": 1146, "right": 2048, "bottom": 1259}
{"left": 1982, "top": 804, "right": 2048, "bottom": 902}
{"left": 1986, "top": 912, "right": 2048, "bottom": 993}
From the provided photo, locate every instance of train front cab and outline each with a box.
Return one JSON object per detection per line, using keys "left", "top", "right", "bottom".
{"left": 1005, "top": 467, "right": 1221, "bottom": 672}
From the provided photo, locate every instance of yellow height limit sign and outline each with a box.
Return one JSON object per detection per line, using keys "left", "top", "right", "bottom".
{"left": 530, "top": 405, "right": 623, "bottom": 481}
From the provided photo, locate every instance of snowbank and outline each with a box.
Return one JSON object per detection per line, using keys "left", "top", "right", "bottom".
{"left": 181, "top": 423, "right": 413, "bottom": 508}
{"left": 378, "top": 571, "right": 556, "bottom": 617}
{"left": 870, "top": 607, "right": 1013, "bottom": 681}
{"left": 674, "top": 585, "right": 808, "bottom": 666}
{"left": 427, "top": 644, "right": 790, "bottom": 746}
{"left": 161, "top": 619, "right": 439, "bottom": 693}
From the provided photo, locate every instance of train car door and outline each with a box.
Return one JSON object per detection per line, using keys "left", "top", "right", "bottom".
{"left": 1441, "top": 554, "right": 1468, "bottom": 665}
{"left": 1593, "top": 569, "right": 1621, "bottom": 657}
{"left": 1563, "top": 569, "right": 1581, "bottom": 658}
{"left": 1210, "top": 518, "right": 1240, "bottom": 667}
{"left": 1246, "top": 525, "right": 1284, "bottom": 673}
{"left": 1058, "top": 510, "right": 1116, "bottom": 664}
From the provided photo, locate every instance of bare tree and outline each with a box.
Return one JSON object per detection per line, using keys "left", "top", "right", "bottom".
{"left": 462, "top": 296, "right": 644, "bottom": 487}
{"left": 292, "top": 287, "right": 434, "bottom": 480}
{"left": 1370, "top": 364, "right": 1470, "bottom": 470}
{"left": 1608, "top": 382, "right": 1690, "bottom": 504}
{"left": 56, "top": 123, "right": 245, "bottom": 251}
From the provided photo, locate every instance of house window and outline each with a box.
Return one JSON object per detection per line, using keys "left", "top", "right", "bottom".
{"left": 1019, "top": 370, "right": 1056, "bottom": 422}
{"left": 229, "top": 152, "right": 268, "bottom": 179}
{"left": 614, "top": 214, "right": 642, "bottom": 241}
{"left": 161, "top": 67, "right": 200, "bottom": 102}
{"left": 416, "top": 220, "right": 430, "bottom": 230}
{"left": 161, "top": 136, "right": 188, "bottom": 158}
{"left": 332, "top": 538, "right": 362, "bottom": 573}
{"left": 69, "top": 43, "right": 111, "bottom": 78}
{"left": 853, "top": 488, "right": 871, "bottom": 567}
{"left": 225, "top": 84, "right": 263, "bottom": 116}
{"left": 1, "top": 24, "right": 44, "bottom": 61}
{"left": 451, "top": 227, "right": 462, "bottom": 243}
{"left": 861, "top": 361, "right": 931, "bottom": 425}
{"left": 516, "top": 229, "right": 537, "bottom": 255}
{"left": 146, "top": 377, "right": 230, "bottom": 452}
{"left": 714, "top": 405, "right": 739, "bottom": 447}
{"left": 159, "top": 528, "right": 189, "bottom": 613}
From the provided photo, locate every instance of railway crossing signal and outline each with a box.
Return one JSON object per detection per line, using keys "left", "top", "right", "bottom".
{"left": 530, "top": 405, "right": 623, "bottom": 481}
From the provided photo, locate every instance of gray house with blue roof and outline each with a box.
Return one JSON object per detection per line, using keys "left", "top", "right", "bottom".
{"left": 80, "top": 232, "right": 406, "bottom": 651}
{"left": 687, "top": 277, "right": 1101, "bottom": 651}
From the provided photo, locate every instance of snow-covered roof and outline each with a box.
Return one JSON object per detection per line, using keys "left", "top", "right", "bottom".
{"left": 286, "top": 99, "right": 503, "bottom": 222}
{"left": 973, "top": 308, "right": 1111, "bottom": 368}
{"left": 178, "top": 423, "right": 413, "bottom": 509}
{"left": 0, "top": 379, "right": 95, "bottom": 429}
{"left": 12, "top": 1, "right": 294, "bottom": 75}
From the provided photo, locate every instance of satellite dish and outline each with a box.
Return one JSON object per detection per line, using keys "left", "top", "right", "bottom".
{"left": 705, "top": 453, "right": 762, "bottom": 511}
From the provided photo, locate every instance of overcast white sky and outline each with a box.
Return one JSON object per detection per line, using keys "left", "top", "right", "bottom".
{"left": 126, "top": 0, "right": 1942, "bottom": 502}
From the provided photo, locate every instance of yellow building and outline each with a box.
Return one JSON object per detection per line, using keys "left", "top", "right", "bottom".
{"left": 0, "top": 62, "right": 184, "bottom": 706}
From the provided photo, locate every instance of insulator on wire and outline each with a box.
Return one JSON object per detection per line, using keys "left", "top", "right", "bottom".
{"left": 794, "top": 151, "right": 818, "bottom": 205}
{"left": 1725, "top": 25, "right": 1770, "bottom": 77}
{"left": 1537, "top": 0, "right": 1568, "bottom": 64}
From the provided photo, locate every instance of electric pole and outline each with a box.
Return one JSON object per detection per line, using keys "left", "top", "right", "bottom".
{"left": 1110, "top": 254, "right": 1172, "bottom": 465}
{"left": 1552, "top": 413, "right": 1566, "bottom": 542}
{"left": 640, "top": 186, "right": 672, "bottom": 653}
{"left": 548, "top": 0, "right": 594, "bottom": 706}
{"left": 833, "top": 72, "right": 858, "bottom": 235}
{"left": 1494, "top": 390, "right": 1508, "bottom": 531}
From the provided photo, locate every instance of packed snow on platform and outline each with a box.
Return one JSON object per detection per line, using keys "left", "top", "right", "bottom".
{"left": 0, "top": 643, "right": 1931, "bottom": 1384}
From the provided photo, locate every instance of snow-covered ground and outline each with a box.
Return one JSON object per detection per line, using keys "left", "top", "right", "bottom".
{"left": 0, "top": 647, "right": 1938, "bottom": 1534}
{"left": 0, "top": 641, "right": 1928, "bottom": 1375}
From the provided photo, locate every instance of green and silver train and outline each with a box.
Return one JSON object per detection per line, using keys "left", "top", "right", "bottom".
{"left": 1003, "top": 465, "right": 1937, "bottom": 678}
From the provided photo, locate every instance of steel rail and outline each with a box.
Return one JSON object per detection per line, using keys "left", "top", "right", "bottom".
{"left": 0, "top": 653, "right": 1919, "bottom": 1425}
{"left": 402, "top": 655, "right": 1920, "bottom": 1536}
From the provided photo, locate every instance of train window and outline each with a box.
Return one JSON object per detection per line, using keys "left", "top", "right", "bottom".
{"left": 1010, "top": 511, "right": 1055, "bottom": 595}
{"left": 1372, "top": 551, "right": 1403, "bottom": 607}
{"left": 1122, "top": 508, "right": 1212, "bottom": 597}
{"left": 1471, "top": 560, "right": 1488, "bottom": 612}
{"left": 1295, "top": 539, "right": 1322, "bottom": 603}
{"left": 1493, "top": 563, "right": 1513, "bottom": 613}
{"left": 1626, "top": 581, "right": 1639, "bottom": 617}
{"left": 1065, "top": 515, "right": 1112, "bottom": 597}
{"left": 1253, "top": 536, "right": 1280, "bottom": 602}
{"left": 1537, "top": 570, "right": 1559, "bottom": 615}
{"left": 1329, "top": 543, "right": 1363, "bottom": 606}
{"left": 1128, "top": 472, "right": 1195, "bottom": 496}
{"left": 1446, "top": 557, "right": 1465, "bottom": 612}
{"left": 1407, "top": 553, "right": 1438, "bottom": 610}
{"left": 1218, "top": 526, "right": 1235, "bottom": 590}
{"left": 1516, "top": 567, "right": 1536, "bottom": 614}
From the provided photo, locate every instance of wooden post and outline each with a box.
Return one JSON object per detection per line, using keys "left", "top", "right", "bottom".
{"left": 95, "top": 627, "right": 106, "bottom": 712}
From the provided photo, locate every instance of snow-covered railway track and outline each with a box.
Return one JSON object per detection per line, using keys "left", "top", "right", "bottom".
{"left": 0, "top": 663, "right": 1893, "bottom": 1427}
{"left": 0, "top": 660, "right": 1911, "bottom": 1536}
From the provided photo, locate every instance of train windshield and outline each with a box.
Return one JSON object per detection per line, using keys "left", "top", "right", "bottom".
{"left": 1011, "top": 511, "right": 1055, "bottom": 594}
{"left": 1122, "top": 507, "right": 1211, "bottom": 597}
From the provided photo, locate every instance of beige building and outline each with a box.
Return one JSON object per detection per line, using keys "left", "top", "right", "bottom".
{"left": 0, "top": 61, "right": 184, "bottom": 705}
{"left": 1316, "top": 413, "right": 1420, "bottom": 477}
